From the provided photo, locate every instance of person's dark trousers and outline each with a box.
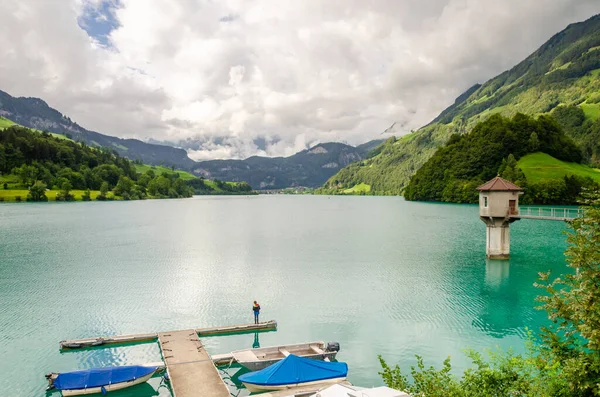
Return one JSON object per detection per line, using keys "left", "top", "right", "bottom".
{"left": 254, "top": 313, "right": 259, "bottom": 324}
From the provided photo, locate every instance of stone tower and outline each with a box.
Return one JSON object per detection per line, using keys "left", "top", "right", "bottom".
{"left": 477, "top": 176, "right": 523, "bottom": 259}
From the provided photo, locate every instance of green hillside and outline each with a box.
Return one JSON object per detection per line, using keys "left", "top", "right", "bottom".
{"left": 0, "top": 115, "right": 73, "bottom": 141}
{"left": 134, "top": 164, "right": 196, "bottom": 180}
{"left": 0, "top": 125, "right": 254, "bottom": 202}
{"left": 320, "top": 14, "right": 600, "bottom": 195}
{"left": 402, "top": 113, "right": 583, "bottom": 203}
{"left": 0, "top": 116, "right": 15, "bottom": 129}
{"left": 401, "top": 113, "right": 599, "bottom": 205}
{"left": 518, "top": 152, "right": 600, "bottom": 183}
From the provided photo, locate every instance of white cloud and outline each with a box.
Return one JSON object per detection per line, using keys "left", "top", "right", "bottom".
{"left": 0, "top": 0, "right": 599, "bottom": 160}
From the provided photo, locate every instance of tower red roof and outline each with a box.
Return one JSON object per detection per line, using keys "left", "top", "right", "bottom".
{"left": 476, "top": 176, "right": 522, "bottom": 191}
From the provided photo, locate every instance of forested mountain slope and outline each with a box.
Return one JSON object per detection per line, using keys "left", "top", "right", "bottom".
{"left": 0, "top": 90, "right": 196, "bottom": 169}
{"left": 320, "top": 14, "right": 600, "bottom": 195}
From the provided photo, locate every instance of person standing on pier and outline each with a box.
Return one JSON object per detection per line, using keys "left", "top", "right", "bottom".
{"left": 252, "top": 301, "right": 261, "bottom": 324}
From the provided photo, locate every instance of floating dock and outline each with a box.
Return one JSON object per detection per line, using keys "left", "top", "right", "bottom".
{"left": 158, "top": 330, "right": 229, "bottom": 397}
{"left": 59, "top": 320, "right": 277, "bottom": 350}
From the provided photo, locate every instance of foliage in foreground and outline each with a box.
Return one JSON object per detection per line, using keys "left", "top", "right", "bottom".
{"left": 380, "top": 192, "right": 600, "bottom": 396}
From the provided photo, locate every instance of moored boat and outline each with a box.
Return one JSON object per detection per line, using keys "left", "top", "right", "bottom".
{"left": 227, "top": 341, "right": 340, "bottom": 371}
{"left": 45, "top": 364, "right": 162, "bottom": 396}
{"left": 238, "top": 354, "right": 348, "bottom": 392}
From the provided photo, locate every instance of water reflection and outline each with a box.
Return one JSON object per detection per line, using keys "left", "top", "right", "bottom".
{"left": 439, "top": 218, "right": 568, "bottom": 341}
{"left": 220, "top": 364, "right": 251, "bottom": 397}
{"left": 484, "top": 260, "right": 510, "bottom": 290}
{"left": 252, "top": 332, "right": 260, "bottom": 349}
{"left": 474, "top": 258, "right": 525, "bottom": 338}
{"left": 471, "top": 224, "right": 568, "bottom": 339}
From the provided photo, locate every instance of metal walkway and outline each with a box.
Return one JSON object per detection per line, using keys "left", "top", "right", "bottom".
{"left": 510, "top": 207, "right": 583, "bottom": 221}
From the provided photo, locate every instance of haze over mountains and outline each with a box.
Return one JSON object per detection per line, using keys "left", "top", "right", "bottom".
{"left": 0, "top": 89, "right": 381, "bottom": 189}
{"left": 321, "top": 14, "right": 600, "bottom": 195}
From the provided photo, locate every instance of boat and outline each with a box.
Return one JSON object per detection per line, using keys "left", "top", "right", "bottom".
{"left": 314, "top": 384, "right": 412, "bottom": 397}
{"left": 238, "top": 354, "right": 348, "bottom": 392}
{"left": 260, "top": 384, "right": 412, "bottom": 397}
{"left": 45, "top": 364, "right": 162, "bottom": 396}
{"left": 227, "top": 341, "right": 340, "bottom": 371}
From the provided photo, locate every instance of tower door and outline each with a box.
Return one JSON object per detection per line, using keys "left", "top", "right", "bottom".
{"left": 509, "top": 199, "right": 516, "bottom": 214}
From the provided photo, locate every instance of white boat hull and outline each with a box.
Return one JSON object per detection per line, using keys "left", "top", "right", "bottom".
{"left": 230, "top": 341, "right": 339, "bottom": 371}
{"left": 242, "top": 376, "right": 347, "bottom": 393}
{"left": 241, "top": 351, "right": 338, "bottom": 371}
{"left": 60, "top": 371, "right": 156, "bottom": 396}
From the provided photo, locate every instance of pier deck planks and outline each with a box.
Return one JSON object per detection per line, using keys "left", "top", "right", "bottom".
{"left": 158, "top": 330, "right": 229, "bottom": 397}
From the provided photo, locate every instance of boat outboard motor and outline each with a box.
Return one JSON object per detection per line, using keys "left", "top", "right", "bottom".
{"left": 45, "top": 373, "right": 57, "bottom": 390}
{"left": 326, "top": 342, "right": 340, "bottom": 352}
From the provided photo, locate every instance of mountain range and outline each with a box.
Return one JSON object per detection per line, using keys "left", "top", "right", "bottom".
{"left": 191, "top": 140, "right": 381, "bottom": 189}
{"left": 320, "top": 14, "right": 600, "bottom": 195}
{"left": 0, "top": 89, "right": 381, "bottom": 189}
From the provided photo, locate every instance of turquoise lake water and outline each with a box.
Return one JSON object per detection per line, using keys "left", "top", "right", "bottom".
{"left": 0, "top": 196, "right": 570, "bottom": 396}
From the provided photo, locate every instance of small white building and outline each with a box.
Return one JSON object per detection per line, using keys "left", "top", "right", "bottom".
{"left": 477, "top": 176, "right": 523, "bottom": 259}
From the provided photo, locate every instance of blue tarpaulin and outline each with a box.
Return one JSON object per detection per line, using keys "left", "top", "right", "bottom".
{"left": 238, "top": 355, "right": 348, "bottom": 386}
{"left": 54, "top": 365, "right": 157, "bottom": 390}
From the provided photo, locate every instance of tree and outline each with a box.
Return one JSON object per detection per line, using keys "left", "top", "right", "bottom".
{"left": 97, "top": 181, "right": 109, "bottom": 201}
{"left": 499, "top": 154, "right": 527, "bottom": 188}
{"left": 137, "top": 173, "right": 151, "bottom": 188}
{"left": 114, "top": 176, "right": 134, "bottom": 197}
{"left": 147, "top": 179, "right": 159, "bottom": 196}
{"left": 56, "top": 178, "right": 74, "bottom": 201}
{"left": 155, "top": 176, "right": 171, "bottom": 196}
{"left": 26, "top": 181, "right": 48, "bottom": 202}
{"left": 536, "top": 191, "right": 600, "bottom": 395}
{"left": 528, "top": 132, "right": 540, "bottom": 152}
{"left": 13, "top": 164, "right": 38, "bottom": 187}
{"left": 81, "top": 189, "right": 91, "bottom": 201}
{"left": 3, "top": 183, "right": 7, "bottom": 190}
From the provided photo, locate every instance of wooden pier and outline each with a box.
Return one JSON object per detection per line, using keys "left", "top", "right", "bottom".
{"left": 55, "top": 320, "right": 277, "bottom": 397}
{"left": 59, "top": 320, "right": 277, "bottom": 350}
{"left": 159, "top": 330, "right": 229, "bottom": 397}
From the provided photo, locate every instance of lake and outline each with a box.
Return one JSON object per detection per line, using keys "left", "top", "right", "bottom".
{"left": 0, "top": 196, "right": 569, "bottom": 396}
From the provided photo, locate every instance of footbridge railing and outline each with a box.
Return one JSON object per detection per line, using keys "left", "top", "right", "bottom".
{"left": 512, "top": 207, "right": 584, "bottom": 221}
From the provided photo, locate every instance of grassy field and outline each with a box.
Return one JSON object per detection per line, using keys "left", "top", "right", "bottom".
{"left": 343, "top": 182, "right": 371, "bottom": 194}
{"left": 581, "top": 103, "right": 600, "bottom": 121}
{"left": 134, "top": 164, "right": 196, "bottom": 180}
{"left": 0, "top": 189, "right": 102, "bottom": 202}
{"left": 518, "top": 152, "right": 600, "bottom": 184}
{"left": 0, "top": 116, "right": 15, "bottom": 129}
{"left": 0, "top": 116, "right": 73, "bottom": 141}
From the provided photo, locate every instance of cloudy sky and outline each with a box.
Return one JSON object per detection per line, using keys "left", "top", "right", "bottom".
{"left": 0, "top": 1, "right": 599, "bottom": 160}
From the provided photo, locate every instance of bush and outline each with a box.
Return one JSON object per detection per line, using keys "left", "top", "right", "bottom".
{"left": 15, "top": 195, "right": 22, "bottom": 202}
{"left": 26, "top": 182, "right": 48, "bottom": 202}
{"left": 81, "top": 189, "right": 91, "bottom": 201}
{"left": 55, "top": 191, "right": 74, "bottom": 201}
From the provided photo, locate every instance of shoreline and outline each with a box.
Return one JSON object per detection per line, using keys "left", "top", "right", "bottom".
{"left": 0, "top": 189, "right": 257, "bottom": 203}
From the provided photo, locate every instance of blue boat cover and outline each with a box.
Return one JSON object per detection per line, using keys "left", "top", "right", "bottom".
{"left": 54, "top": 365, "right": 157, "bottom": 390}
{"left": 238, "top": 355, "right": 348, "bottom": 386}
